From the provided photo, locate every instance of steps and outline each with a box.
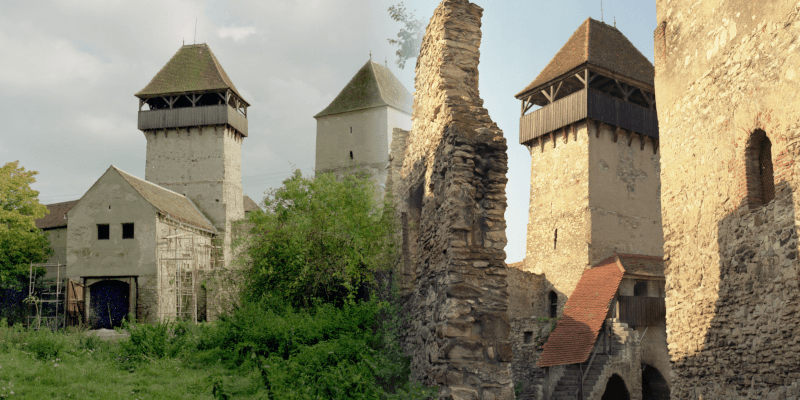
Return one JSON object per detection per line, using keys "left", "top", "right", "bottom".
{"left": 548, "top": 320, "right": 637, "bottom": 400}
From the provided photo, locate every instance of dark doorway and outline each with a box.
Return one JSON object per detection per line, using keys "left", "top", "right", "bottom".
{"left": 642, "top": 364, "right": 670, "bottom": 400}
{"left": 601, "top": 374, "right": 630, "bottom": 400}
{"left": 90, "top": 280, "right": 129, "bottom": 329}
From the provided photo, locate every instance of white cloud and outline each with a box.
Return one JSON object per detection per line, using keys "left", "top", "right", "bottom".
{"left": 217, "top": 26, "right": 257, "bottom": 42}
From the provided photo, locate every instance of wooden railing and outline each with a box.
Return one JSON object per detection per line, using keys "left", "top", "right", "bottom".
{"left": 519, "top": 88, "right": 658, "bottom": 145}
{"left": 138, "top": 104, "right": 248, "bottom": 136}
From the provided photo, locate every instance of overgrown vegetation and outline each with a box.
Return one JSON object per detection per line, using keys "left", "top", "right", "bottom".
{"left": 0, "top": 170, "right": 434, "bottom": 399}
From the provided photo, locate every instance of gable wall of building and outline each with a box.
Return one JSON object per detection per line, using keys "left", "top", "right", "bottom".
{"left": 66, "top": 170, "right": 159, "bottom": 278}
{"left": 655, "top": 0, "right": 800, "bottom": 397}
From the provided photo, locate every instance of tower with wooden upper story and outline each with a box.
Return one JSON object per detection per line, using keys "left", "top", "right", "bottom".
{"left": 135, "top": 43, "right": 249, "bottom": 264}
{"left": 515, "top": 18, "right": 664, "bottom": 310}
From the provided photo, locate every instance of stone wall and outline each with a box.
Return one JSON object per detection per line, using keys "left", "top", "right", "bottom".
{"left": 394, "top": 1, "right": 513, "bottom": 398}
{"left": 509, "top": 317, "right": 554, "bottom": 397}
{"left": 655, "top": 0, "right": 800, "bottom": 397}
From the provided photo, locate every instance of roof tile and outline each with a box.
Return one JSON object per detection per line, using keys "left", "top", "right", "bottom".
{"left": 35, "top": 200, "right": 79, "bottom": 230}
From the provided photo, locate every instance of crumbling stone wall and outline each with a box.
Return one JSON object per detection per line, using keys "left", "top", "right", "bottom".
{"left": 394, "top": 1, "right": 513, "bottom": 398}
{"left": 655, "top": 0, "right": 800, "bottom": 397}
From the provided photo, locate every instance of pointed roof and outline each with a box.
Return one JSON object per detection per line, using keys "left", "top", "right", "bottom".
{"left": 135, "top": 44, "right": 245, "bottom": 102}
{"left": 538, "top": 256, "right": 624, "bottom": 367}
{"left": 35, "top": 200, "right": 79, "bottom": 230}
{"left": 516, "top": 18, "right": 654, "bottom": 98}
{"left": 314, "top": 60, "right": 413, "bottom": 118}
{"left": 110, "top": 166, "right": 218, "bottom": 234}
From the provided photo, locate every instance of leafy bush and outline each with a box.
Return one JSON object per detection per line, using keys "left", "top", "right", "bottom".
{"left": 120, "top": 320, "right": 198, "bottom": 361}
{"left": 26, "top": 329, "right": 66, "bottom": 360}
{"left": 239, "top": 170, "right": 399, "bottom": 307}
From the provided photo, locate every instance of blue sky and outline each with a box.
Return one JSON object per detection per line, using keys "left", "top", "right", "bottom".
{"left": 0, "top": 0, "right": 657, "bottom": 263}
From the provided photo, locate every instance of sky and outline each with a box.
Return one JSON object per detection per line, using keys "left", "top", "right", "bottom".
{"left": 0, "top": 0, "right": 657, "bottom": 263}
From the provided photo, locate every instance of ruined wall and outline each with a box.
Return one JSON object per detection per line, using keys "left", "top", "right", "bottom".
{"left": 525, "top": 121, "right": 661, "bottom": 308}
{"left": 655, "top": 0, "right": 800, "bottom": 397}
{"left": 395, "top": 1, "right": 513, "bottom": 398}
{"left": 509, "top": 317, "right": 554, "bottom": 397}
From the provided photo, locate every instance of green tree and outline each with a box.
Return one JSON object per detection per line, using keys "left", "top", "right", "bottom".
{"left": 0, "top": 161, "right": 51, "bottom": 285}
{"left": 239, "top": 169, "right": 398, "bottom": 307}
{"left": 387, "top": 2, "right": 424, "bottom": 70}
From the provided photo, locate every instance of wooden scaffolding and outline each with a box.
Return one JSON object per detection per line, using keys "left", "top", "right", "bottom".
{"left": 27, "top": 262, "right": 67, "bottom": 330}
{"left": 157, "top": 232, "right": 217, "bottom": 323}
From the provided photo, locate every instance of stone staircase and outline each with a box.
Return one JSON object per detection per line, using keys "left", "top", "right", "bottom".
{"left": 546, "top": 320, "right": 636, "bottom": 400}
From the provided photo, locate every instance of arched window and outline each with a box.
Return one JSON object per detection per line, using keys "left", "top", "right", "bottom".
{"left": 746, "top": 130, "right": 775, "bottom": 207}
{"left": 549, "top": 291, "right": 558, "bottom": 318}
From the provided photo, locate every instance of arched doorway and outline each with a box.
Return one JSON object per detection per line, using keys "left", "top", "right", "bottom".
{"left": 601, "top": 374, "right": 630, "bottom": 400}
{"left": 90, "top": 280, "right": 129, "bottom": 329}
{"left": 642, "top": 364, "right": 670, "bottom": 400}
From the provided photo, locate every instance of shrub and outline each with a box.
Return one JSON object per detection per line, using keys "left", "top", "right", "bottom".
{"left": 26, "top": 329, "right": 66, "bottom": 360}
{"left": 120, "top": 320, "right": 198, "bottom": 361}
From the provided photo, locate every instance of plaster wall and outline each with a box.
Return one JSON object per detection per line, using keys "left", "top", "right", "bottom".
{"left": 655, "top": 0, "right": 800, "bottom": 397}
{"left": 588, "top": 125, "right": 663, "bottom": 264}
{"left": 315, "top": 106, "right": 411, "bottom": 187}
{"left": 44, "top": 228, "right": 67, "bottom": 264}
{"left": 66, "top": 170, "right": 158, "bottom": 278}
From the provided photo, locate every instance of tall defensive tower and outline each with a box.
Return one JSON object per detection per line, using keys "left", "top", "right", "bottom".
{"left": 314, "top": 59, "right": 412, "bottom": 186}
{"left": 135, "top": 43, "right": 249, "bottom": 263}
{"left": 515, "top": 18, "right": 663, "bottom": 309}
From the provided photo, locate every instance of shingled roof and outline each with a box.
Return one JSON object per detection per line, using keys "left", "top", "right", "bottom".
{"left": 538, "top": 258, "right": 624, "bottom": 367}
{"left": 314, "top": 60, "right": 413, "bottom": 118}
{"left": 243, "top": 195, "right": 260, "bottom": 214}
{"left": 112, "top": 167, "right": 218, "bottom": 234}
{"left": 135, "top": 44, "right": 245, "bottom": 102}
{"left": 516, "top": 18, "right": 654, "bottom": 99}
{"left": 35, "top": 200, "right": 79, "bottom": 230}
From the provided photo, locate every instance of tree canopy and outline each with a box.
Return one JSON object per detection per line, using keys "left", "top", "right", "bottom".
{"left": 0, "top": 161, "right": 51, "bottom": 284}
{"left": 387, "top": 2, "right": 424, "bottom": 70}
{"left": 238, "top": 170, "right": 398, "bottom": 307}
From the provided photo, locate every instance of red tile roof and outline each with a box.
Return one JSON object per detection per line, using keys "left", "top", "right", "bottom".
{"left": 35, "top": 200, "right": 79, "bottom": 230}
{"left": 515, "top": 17, "right": 654, "bottom": 99}
{"left": 537, "top": 257, "right": 624, "bottom": 367}
{"left": 506, "top": 260, "right": 525, "bottom": 270}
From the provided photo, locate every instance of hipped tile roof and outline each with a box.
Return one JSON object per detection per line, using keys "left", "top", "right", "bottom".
{"left": 135, "top": 44, "right": 245, "bottom": 102}
{"left": 243, "top": 195, "right": 260, "bottom": 213}
{"left": 112, "top": 167, "right": 218, "bottom": 234}
{"left": 314, "top": 60, "right": 412, "bottom": 118}
{"left": 516, "top": 18, "right": 654, "bottom": 99}
{"left": 537, "top": 257, "right": 624, "bottom": 367}
{"left": 35, "top": 200, "right": 79, "bottom": 230}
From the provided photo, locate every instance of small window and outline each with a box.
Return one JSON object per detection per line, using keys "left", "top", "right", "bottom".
{"left": 549, "top": 291, "right": 558, "bottom": 318}
{"left": 122, "top": 223, "right": 134, "bottom": 239}
{"left": 553, "top": 229, "right": 558, "bottom": 249}
{"left": 634, "top": 281, "right": 648, "bottom": 297}
{"left": 524, "top": 331, "right": 534, "bottom": 344}
{"left": 97, "top": 224, "right": 109, "bottom": 240}
{"left": 349, "top": 151, "right": 353, "bottom": 160}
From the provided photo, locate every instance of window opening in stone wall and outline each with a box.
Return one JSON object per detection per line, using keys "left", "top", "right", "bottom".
{"left": 350, "top": 151, "right": 353, "bottom": 160}
{"left": 746, "top": 130, "right": 775, "bottom": 208}
{"left": 633, "top": 280, "right": 648, "bottom": 296}
{"left": 758, "top": 134, "right": 774, "bottom": 204}
{"left": 97, "top": 224, "right": 109, "bottom": 240}
{"left": 122, "top": 223, "right": 134, "bottom": 239}
{"left": 549, "top": 291, "right": 558, "bottom": 318}
{"left": 553, "top": 229, "right": 558, "bottom": 249}
{"left": 524, "top": 331, "right": 533, "bottom": 344}
{"left": 350, "top": 127, "right": 352, "bottom": 133}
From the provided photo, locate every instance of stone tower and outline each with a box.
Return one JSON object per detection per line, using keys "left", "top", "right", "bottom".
{"left": 135, "top": 43, "right": 248, "bottom": 263}
{"left": 314, "top": 59, "right": 412, "bottom": 186}
{"left": 515, "top": 18, "right": 663, "bottom": 308}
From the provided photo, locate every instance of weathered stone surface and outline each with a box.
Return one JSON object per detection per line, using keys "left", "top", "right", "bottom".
{"left": 392, "top": 0, "right": 513, "bottom": 398}
{"left": 655, "top": 0, "right": 800, "bottom": 397}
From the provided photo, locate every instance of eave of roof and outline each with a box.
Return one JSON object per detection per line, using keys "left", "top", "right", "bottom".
{"left": 135, "top": 44, "right": 247, "bottom": 104}
{"left": 35, "top": 200, "right": 80, "bottom": 230}
{"left": 515, "top": 17, "right": 654, "bottom": 99}
{"left": 314, "top": 60, "right": 413, "bottom": 118}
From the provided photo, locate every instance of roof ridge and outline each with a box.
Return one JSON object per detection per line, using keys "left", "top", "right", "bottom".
{"left": 44, "top": 199, "right": 80, "bottom": 206}
{"left": 112, "top": 166, "right": 187, "bottom": 199}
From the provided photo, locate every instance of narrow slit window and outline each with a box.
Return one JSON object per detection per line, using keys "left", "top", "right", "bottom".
{"left": 549, "top": 291, "right": 558, "bottom": 318}
{"left": 122, "top": 223, "right": 134, "bottom": 239}
{"left": 759, "top": 135, "right": 774, "bottom": 204}
{"left": 97, "top": 224, "right": 109, "bottom": 240}
{"left": 553, "top": 229, "right": 558, "bottom": 249}
{"left": 349, "top": 151, "right": 353, "bottom": 160}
